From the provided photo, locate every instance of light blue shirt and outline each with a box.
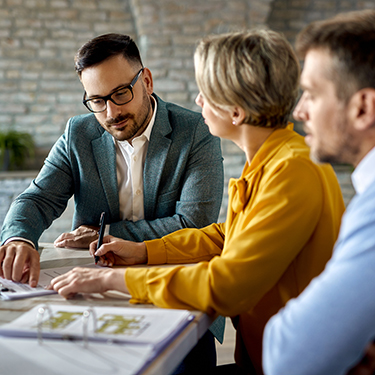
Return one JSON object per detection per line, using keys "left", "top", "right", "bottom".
{"left": 351, "top": 146, "right": 375, "bottom": 194}
{"left": 263, "top": 147, "right": 375, "bottom": 375}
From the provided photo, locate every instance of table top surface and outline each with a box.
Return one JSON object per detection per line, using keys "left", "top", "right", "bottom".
{"left": 0, "top": 243, "right": 211, "bottom": 375}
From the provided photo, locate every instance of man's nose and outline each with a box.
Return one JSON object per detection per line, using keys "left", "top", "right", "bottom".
{"left": 106, "top": 99, "right": 122, "bottom": 118}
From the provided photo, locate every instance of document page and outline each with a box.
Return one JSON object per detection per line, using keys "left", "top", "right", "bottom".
{"left": 0, "top": 263, "right": 96, "bottom": 300}
{"left": 0, "top": 336, "right": 155, "bottom": 375}
{"left": 0, "top": 304, "right": 195, "bottom": 352}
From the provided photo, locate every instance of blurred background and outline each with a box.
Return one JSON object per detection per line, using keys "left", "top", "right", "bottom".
{"left": 1, "top": 0, "right": 370, "bottom": 241}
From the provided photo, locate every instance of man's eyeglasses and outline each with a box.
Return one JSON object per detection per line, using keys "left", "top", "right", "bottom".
{"left": 83, "top": 68, "right": 144, "bottom": 113}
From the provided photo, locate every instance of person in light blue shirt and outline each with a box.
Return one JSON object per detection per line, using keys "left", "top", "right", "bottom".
{"left": 263, "top": 9, "right": 375, "bottom": 375}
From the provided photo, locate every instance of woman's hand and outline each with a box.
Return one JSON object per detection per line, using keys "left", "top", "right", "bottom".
{"left": 89, "top": 235, "right": 148, "bottom": 267}
{"left": 49, "top": 267, "right": 128, "bottom": 299}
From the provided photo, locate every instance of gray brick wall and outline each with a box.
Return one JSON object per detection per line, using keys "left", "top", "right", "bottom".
{"left": 268, "top": 0, "right": 375, "bottom": 45}
{"left": 132, "top": 0, "right": 273, "bottom": 111}
{"left": 0, "top": 172, "right": 75, "bottom": 242}
{"left": 0, "top": 0, "right": 136, "bottom": 156}
{"left": 0, "top": 0, "right": 273, "bottom": 151}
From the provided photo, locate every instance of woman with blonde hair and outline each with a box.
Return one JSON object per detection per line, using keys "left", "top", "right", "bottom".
{"left": 51, "top": 29, "right": 345, "bottom": 374}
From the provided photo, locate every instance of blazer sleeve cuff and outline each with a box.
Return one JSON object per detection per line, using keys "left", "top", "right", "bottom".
{"left": 145, "top": 238, "right": 167, "bottom": 265}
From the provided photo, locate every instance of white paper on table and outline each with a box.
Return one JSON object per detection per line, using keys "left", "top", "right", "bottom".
{"left": 0, "top": 304, "right": 195, "bottom": 353}
{"left": 0, "top": 336, "right": 155, "bottom": 375}
{"left": 0, "top": 263, "right": 97, "bottom": 300}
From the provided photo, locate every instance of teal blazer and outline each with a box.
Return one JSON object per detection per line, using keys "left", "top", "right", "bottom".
{"left": 1, "top": 95, "right": 224, "bottom": 248}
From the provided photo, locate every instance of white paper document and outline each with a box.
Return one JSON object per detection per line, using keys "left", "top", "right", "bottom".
{"left": 0, "top": 336, "right": 155, "bottom": 375}
{"left": 0, "top": 304, "right": 195, "bottom": 351}
{"left": 0, "top": 263, "right": 96, "bottom": 300}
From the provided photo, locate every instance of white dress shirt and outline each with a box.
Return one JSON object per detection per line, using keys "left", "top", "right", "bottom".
{"left": 115, "top": 98, "right": 157, "bottom": 221}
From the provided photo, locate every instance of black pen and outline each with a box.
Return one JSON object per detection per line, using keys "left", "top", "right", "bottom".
{"left": 95, "top": 212, "right": 106, "bottom": 264}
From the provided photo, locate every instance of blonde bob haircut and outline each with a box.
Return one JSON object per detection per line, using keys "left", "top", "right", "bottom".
{"left": 194, "top": 29, "right": 300, "bottom": 129}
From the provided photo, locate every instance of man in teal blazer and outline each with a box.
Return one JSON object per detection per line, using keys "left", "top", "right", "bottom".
{"left": 0, "top": 33, "right": 223, "bottom": 373}
{"left": 0, "top": 34, "right": 223, "bottom": 286}
{"left": 1, "top": 94, "right": 223, "bottom": 245}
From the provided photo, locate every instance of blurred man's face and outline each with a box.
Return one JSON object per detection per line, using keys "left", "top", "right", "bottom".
{"left": 293, "top": 49, "right": 359, "bottom": 165}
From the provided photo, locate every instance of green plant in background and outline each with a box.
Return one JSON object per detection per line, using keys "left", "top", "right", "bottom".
{"left": 0, "top": 130, "right": 35, "bottom": 171}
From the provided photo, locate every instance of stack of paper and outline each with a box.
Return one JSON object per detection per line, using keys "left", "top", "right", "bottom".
{"left": 0, "top": 337, "right": 155, "bottom": 375}
{"left": 0, "top": 304, "right": 195, "bottom": 375}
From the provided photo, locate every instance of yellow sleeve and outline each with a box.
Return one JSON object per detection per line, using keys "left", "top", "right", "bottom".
{"left": 126, "top": 158, "right": 340, "bottom": 316}
{"left": 146, "top": 223, "right": 225, "bottom": 264}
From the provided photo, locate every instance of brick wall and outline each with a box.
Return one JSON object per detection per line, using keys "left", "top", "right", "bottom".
{"left": 268, "top": 0, "right": 375, "bottom": 45}
{"left": 131, "top": 0, "right": 273, "bottom": 111}
{"left": 2, "top": 0, "right": 372, "bottom": 148}
{"left": 0, "top": 172, "right": 75, "bottom": 242}
{"left": 0, "top": 0, "right": 274, "bottom": 153}
{"left": 0, "top": 0, "right": 361, "bottom": 241}
{"left": 0, "top": 0, "right": 136, "bottom": 158}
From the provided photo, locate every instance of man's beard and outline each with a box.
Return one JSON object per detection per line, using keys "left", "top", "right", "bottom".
{"left": 102, "top": 90, "right": 152, "bottom": 142}
{"left": 105, "top": 113, "right": 134, "bottom": 127}
{"left": 311, "top": 117, "right": 359, "bottom": 165}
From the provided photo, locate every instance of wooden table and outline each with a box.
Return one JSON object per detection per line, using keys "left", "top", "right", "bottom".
{"left": 0, "top": 243, "right": 212, "bottom": 375}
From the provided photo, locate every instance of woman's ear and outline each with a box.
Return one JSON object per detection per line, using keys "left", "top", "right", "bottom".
{"left": 349, "top": 88, "right": 375, "bottom": 131}
{"left": 231, "top": 106, "right": 246, "bottom": 126}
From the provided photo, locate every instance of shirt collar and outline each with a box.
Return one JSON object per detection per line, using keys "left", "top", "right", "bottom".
{"left": 351, "top": 146, "right": 375, "bottom": 194}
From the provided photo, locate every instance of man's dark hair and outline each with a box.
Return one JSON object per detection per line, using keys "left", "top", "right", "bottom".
{"left": 296, "top": 10, "right": 375, "bottom": 102}
{"left": 75, "top": 33, "right": 143, "bottom": 76}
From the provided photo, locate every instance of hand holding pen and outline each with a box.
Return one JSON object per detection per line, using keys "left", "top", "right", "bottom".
{"left": 90, "top": 234, "right": 148, "bottom": 267}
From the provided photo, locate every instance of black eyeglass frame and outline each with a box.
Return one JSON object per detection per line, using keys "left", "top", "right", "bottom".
{"left": 82, "top": 68, "right": 144, "bottom": 113}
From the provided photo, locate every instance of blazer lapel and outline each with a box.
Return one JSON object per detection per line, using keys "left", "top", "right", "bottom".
{"left": 144, "top": 96, "right": 172, "bottom": 219}
{"left": 92, "top": 130, "right": 120, "bottom": 220}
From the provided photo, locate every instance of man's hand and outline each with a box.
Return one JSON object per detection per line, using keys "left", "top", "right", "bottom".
{"left": 54, "top": 225, "right": 99, "bottom": 249}
{"left": 49, "top": 267, "right": 128, "bottom": 298}
{"left": 347, "top": 341, "right": 375, "bottom": 375}
{"left": 0, "top": 241, "right": 40, "bottom": 287}
{"left": 89, "top": 235, "right": 147, "bottom": 267}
